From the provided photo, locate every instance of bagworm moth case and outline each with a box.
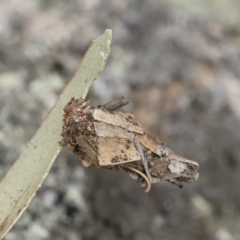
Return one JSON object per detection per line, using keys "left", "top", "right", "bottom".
{"left": 60, "top": 97, "right": 199, "bottom": 192}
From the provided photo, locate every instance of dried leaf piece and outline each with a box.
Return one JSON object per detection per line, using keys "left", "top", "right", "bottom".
{"left": 93, "top": 109, "right": 144, "bottom": 134}
{"left": 94, "top": 122, "right": 132, "bottom": 139}
{"left": 60, "top": 97, "right": 199, "bottom": 192}
{"left": 98, "top": 137, "right": 141, "bottom": 166}
{"left": 138, "top": 134, "right": 164, "bottom": 157}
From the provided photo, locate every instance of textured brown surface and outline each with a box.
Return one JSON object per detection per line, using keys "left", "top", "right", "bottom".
{"left": 60, "top": 97, "right": 198, "bottom": 189}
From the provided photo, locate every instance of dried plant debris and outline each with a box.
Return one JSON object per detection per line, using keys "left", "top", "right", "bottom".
{"left": 60, "top": 97, "right": 199, "bottom": 193}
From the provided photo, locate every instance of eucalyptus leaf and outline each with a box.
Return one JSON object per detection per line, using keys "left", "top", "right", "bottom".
{"left": 0, "top": 29, "right": 112, "bottom": 239}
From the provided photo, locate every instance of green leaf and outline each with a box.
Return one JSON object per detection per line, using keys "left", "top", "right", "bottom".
{"left": 0, "top": 29, "right": 112, "bottom": 238}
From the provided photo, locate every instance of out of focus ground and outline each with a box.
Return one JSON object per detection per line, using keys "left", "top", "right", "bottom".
{"left": 1, "top": 0, "right": 240, "bottom": 240}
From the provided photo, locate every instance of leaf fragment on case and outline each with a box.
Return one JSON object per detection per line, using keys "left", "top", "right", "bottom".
{"left": 93, "top": 109, "right": 144, "bottom": 134}
{"left": 60, "top": 97, "right": 200, "bottom": 192}
{"left": 97, "top": 137, "right": 141, "bottom": 166}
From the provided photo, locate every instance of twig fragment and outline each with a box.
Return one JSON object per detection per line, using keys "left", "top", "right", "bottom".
{"left": 122, "top": 166, "right": 152, "bottom": 193}
{"left": 133, "top": 137, "right": 152, "bottom": 183}
{"left": 103, "top": 97, "right": 129, "bottom": 111}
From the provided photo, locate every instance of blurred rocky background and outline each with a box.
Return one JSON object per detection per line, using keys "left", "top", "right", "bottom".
{"left": 1, "top": 0, "right": 240, "bottom": 239}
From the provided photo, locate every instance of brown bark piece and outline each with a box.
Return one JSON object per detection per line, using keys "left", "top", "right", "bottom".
{"left": 168, "top": 154, "right": 199, "bottom": 167}
{"left": 93, "top": 109, "right": 144, "bottom": 134}
{"left": 94, "top": 122, "right": 133, "bottom": 139}
{"left": 76, "top": 136, "right": 98, "bottom": 166}
{"left": 138, "top": 134, "right": 159, "bottom": 155}
{"left": 117, "top": 112, "right": 141, "bottom": 126}
{"left": 97, "top": 137, "right": 141, "bottom": 166}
